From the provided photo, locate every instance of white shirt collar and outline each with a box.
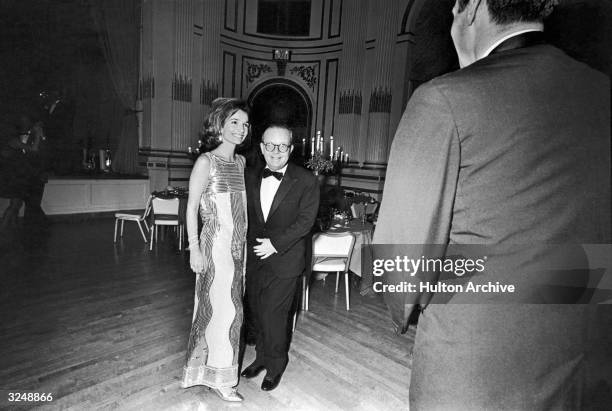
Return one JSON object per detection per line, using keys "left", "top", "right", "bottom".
{"left": 481, "top": 27, "right": 543, "bottom": 60}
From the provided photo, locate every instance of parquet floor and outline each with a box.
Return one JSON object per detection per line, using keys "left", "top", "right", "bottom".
{"left": 0, "top": 219, "right": 415, "bottom": 410}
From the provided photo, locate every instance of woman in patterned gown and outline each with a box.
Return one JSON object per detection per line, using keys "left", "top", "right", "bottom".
{"left": 182, "top": 98, "right": 250, "bottom": 402}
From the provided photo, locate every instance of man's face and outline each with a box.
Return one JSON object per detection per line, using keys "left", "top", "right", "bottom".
{"left": 451, "top": 0, "right": 474, "bottom": 68}
{"left": 260, "top": 127, "right": 293, "bottom": 171}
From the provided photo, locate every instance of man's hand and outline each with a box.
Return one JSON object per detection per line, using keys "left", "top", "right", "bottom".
{"left": 254, "top": 238, "right": 277, "bottom": 259}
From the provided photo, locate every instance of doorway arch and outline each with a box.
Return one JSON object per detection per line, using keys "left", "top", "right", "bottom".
{"left": 248, "top": 79, "right": 312, "bottom": 149}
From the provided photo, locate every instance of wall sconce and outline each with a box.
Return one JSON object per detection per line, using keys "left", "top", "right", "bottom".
{"left": 272, "top": 49, "right": 291, "bottom": 76}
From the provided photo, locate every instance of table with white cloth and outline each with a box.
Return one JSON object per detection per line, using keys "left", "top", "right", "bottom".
{"left": 324, "top": 220, "right": 374, "bottom": 290}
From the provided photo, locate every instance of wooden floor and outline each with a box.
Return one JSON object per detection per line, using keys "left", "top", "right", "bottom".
{"left": 0, "top": 219, "right": 415, "bottom": 410}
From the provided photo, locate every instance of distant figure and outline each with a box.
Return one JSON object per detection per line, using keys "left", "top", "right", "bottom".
{"left": 0, "top": 115, "right": 47, "bottom": 230}
{"left": 182, "top": 98, "right": 250, "bottom": 403}
{"left": 374, "top": 0, "right": 610, "bottom": 409}
{"left": 241, "top": 124, "right": 319, "bottom": 391}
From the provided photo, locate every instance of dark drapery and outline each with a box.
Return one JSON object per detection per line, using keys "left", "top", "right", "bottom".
{"left": 91, "top": 0, "right": 141, "bottom": 174}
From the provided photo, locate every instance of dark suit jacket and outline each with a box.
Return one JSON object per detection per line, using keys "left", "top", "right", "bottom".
{"left": 246, "top": 162, "right": 320, "bottom": 278}
{"left": 374, "top": 41, "right": 610, "bottom": 409}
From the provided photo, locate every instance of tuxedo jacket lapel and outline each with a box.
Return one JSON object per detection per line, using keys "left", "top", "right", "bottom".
{"left": 268, "top": 165, "right": 297, "bottom": 221}
{"left": 252, "top": 170, "right": 265, "bottom": 225}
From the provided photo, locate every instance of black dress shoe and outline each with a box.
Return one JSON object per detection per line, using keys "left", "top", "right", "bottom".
{"left": 261, "top": 374, "right": 282, "bottom": 391}
{"left": 240, "top": 363, "right": 265, "bottom": 379}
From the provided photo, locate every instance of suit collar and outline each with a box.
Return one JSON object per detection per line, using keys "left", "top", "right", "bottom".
{"left": 488, "top": 31, "right": 545, "bottom": 56}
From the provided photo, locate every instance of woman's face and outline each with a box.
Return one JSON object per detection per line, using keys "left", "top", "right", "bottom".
{"left": 220, "top": 109, "right": 249, "bottom": 146}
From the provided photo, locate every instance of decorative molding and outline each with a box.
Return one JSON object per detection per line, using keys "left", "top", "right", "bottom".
{"left": 139, "top": 148, "right": 191, "bottom": 159}
{"left": 289, "top": 65, "right": 318, "bottom": 90}
{"left": 339, "top": 91, "right": 351, "bottom": 114}
{"left": 200, "top": 80, "right": 218, "bottom": 105}
{"left": 339, "top": 89, "right": 363, "bottom": 114}
{"left": 220, "top": 33, "right": 343, "bottom": 50}
{"left": 245, "top": 61, "right": 273, "bottom": 85}
{"left": 339, "top": 90, "right": 362, "bottom": 114}
{"left": 223, "top": 52, "right": 236, "bottom": 96}
{"left": 368, "top": 87, "right": 392, "bottom": 113}
{"left": 139, "top": 75, "right": 155, "bottom": 99}
{"left": 224, "top": 0, "right": 238, "bottom": 32}
{"left": 328, "top": 0, "right": 343, "bottom": 38}
{"left": 172, "top": 74, "right": 192, "bottom": 102}
{"left": 354, "top": 92, "right": 362, "bottom": 114}
{"left": 323, "top": 59, "right": 338, "bottom": 136}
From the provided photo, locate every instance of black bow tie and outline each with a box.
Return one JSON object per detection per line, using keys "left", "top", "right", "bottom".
{"left": 263, "top": 168, "right": 284, "bottom": 180}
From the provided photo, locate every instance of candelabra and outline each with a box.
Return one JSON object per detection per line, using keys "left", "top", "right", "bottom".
{"left": 303, "top": 130, "right": 349, "bottom": 177}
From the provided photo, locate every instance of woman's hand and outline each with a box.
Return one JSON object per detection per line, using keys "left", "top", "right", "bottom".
{"left": 189, "top": 248, "right": 205, "bottom": 274}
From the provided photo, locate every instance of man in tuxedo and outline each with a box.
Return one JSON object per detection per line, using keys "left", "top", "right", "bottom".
{"left": 374, "top": 0, "right": 610, "bottom": 409}
{"left": 241, "top": 124, "right": 319, "bottom": 391}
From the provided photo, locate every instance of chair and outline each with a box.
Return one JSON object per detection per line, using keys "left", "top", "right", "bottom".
{"left": 364, "top": 202, "right": 378, "bottom": 217}
{"left": 350, "top": 203, "right": 366, "bottom": 219}
{"left": 305, "top": 232, "right": 356, "bottom": 311}
{"left": 149, "top": 197, "right": 184, "bottom": 251}
{"left": 113, "top": 196, "right": 152, "bottom": 243}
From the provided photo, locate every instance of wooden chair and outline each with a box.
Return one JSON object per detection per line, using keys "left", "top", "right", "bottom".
{"left": 305, "top": 232, "right": 356, "bottom": 311}
{"left": 113, "top": 196, "right": 152, "bottom": 243}
{"left": 149, "top": 197, "right": 183, "bottom": 251}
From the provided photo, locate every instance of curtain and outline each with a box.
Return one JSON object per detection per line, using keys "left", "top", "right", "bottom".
{"left": 91, "top": 0, "right": 141, "bottom": 174}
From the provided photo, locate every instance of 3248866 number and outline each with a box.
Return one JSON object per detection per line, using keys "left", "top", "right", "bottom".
{"left": 8, "top": 392, "right": 53, "bottom": 402}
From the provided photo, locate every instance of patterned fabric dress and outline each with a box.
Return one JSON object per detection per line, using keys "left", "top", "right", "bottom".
{"left": 182, "top": 152, "right": 247, "bottom": 389}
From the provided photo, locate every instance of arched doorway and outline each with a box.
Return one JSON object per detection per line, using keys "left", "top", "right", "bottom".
{"left": 245, "top": 79, "right": 312, "bottom": 165}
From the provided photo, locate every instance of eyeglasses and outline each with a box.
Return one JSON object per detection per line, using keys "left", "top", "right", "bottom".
{"left": 262, "top": 142, "right": 291, "bottom": 153}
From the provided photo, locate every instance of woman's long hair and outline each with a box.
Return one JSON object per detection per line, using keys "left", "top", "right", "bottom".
{"left": 199, "top": 98, "right": 251, "bottom": 153}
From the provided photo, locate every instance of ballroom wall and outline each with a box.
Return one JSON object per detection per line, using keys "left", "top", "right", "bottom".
{"left": 137, "top": 0, "right": 610, "bottom": 194}
{"left": 138, "top": 0, "right": 460, "bottom": 195}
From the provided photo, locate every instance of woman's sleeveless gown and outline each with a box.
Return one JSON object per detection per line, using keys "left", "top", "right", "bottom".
{"left": 182, "top": 153, "right": 247, "bottom": 389}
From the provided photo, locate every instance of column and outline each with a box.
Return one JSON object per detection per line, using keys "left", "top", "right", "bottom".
{"left": 335, "top": 0, "right": 367, "bottom": 164}
{"left": 363, "top": 0, "right": 400, "bottom": 165}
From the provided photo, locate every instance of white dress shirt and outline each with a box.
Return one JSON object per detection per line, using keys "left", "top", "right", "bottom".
{"left": 260, "top": 164, "right": 287, "bottom": 222}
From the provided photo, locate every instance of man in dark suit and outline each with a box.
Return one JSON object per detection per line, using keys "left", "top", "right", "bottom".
{"left": 374, "top": 0, "right": 610, "bottom": 409}
{"left": 241, "top": 124, "right": 319, "bottom": 391}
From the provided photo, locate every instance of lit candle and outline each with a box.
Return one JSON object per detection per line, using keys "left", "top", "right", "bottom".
{"left": 310, "top": 136, "right": 315, "bottom": 156}
{"left": 344, "top": 153, "right": 349, "bottom": 163}
{"left": 316, "top": 130, "right": 322, "bottom": 153}
{"left": 302, "top": 138, "right": 306, "bottom": 157}
{"left": 329, "top": 136, "right": 334, "bottom": 160}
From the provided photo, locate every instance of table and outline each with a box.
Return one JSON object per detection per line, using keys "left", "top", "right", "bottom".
{"left": 325, "top": 219, "right": 374, "bottom": 278}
